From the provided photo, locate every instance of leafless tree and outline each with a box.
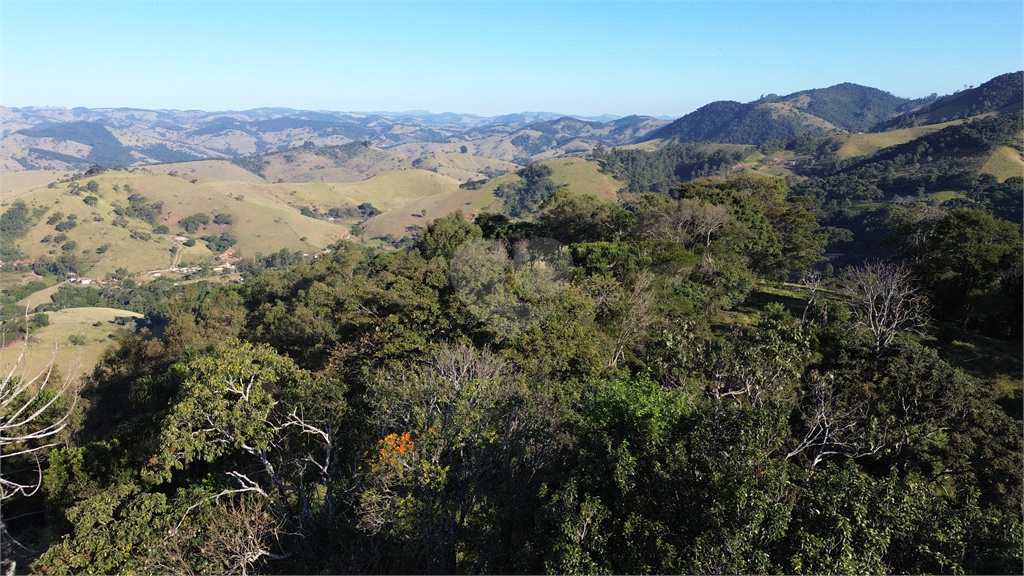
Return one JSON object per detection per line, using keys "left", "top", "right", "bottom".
{"left": 799, "top": 268, "right": 824, "bottom": 324}
{"left": 608, "top": 271, "right": 657, "bottom": 368}
{"left": 643, "top": 198, "right": 732, "bottom": 249}
{"left": 839, "top": 260, "right": 929, "bottom": 350}
{"left": 1, "top": 334, "right": 77, "bottom": 576}
{"left": 786, "top": 371, "right": 887, "bottom": 472}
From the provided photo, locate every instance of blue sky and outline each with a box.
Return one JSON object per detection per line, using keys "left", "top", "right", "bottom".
{"left": 2, "top": 1, "right": 1021, "bottom": 117}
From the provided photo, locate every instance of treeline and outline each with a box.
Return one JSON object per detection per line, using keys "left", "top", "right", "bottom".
{"left": 597, "top": 143, "right": 746, "bottom": 193}
{"left": 648, "top": 101, "right": 815, "bottom": 145}
{"left": 7, "top": 173, "right": 1020, "bottom": 575}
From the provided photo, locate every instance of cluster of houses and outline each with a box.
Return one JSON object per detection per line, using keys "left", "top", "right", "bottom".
{"left": 147, "top": 262, "right": 237, "bottom": 278}
{"left": 67, "top": 276, "right": 106, "bottom": 286}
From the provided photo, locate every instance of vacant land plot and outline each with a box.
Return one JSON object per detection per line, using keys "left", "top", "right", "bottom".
{"left": 1, "top": 307, "right": 142, "bottom": 384}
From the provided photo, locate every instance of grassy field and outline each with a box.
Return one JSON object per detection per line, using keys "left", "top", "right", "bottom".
{"left": 924, "top": 190, "right": 964, "bottom": 203}
{"left": 360, "top": 158, "right": 625, "bottom": 241}
{"left": 836, "top": 120, "right": 963, "bottom": 160}
{"left": 1, "top": 307, "right": 142, "bottom": 384}
{"left": 361, "top": 187, "right": 501, "bottom": 240}
{"left": 980, "top": 145, "right": 1024, "bottom": 182}
{"left": 1, "top": 169, "right": 64, "bottom": 199}
{"left": 292, "top": 170, "right": 462, "bottom": 212}
{"left": 151, "top": 159, "right": 266, "bottom": 183}
{"left": 16, "top": 281, "right": 68, "bottom": 310}
{"left": 544, "top": 157, "right": 622, "bottom": 200}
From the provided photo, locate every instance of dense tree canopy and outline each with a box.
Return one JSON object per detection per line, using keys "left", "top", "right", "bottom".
{"left": 3, "top": 160, "right": 1019, "bottom": 575}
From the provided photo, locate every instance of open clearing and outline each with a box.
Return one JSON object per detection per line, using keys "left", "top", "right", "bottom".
{"left": 836, "top": 121, "right": 963, "bottom": 160}
{"left": 980, "top": 145, "right": 1024, "bottom": 182}
{"left": 545, "top": 157, "right": 621, "bottom": 200}
{"left": 1, "top": 169, "right": 63, "bottom": 199}
{"left": 1, "top": 307, "right": 142, "bottom": 384}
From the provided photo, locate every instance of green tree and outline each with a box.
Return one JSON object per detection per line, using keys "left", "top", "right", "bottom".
{"left": 415, "top": 210, "right": 481, "bottom": 261}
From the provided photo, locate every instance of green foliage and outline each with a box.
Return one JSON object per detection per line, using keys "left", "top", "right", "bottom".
{"left": 494, "top": 163, "right": 563, "bottom": 217}
{"left": 1, "top": 201, "right": 34, "bottom": 257}
{"left": 602, "top": 143, "right": 745, "bottom": 193}
{"left": 18, "top": 139, "right": 1021, "bottom": 575}
{"left": 146, "top": 340, "right": 306, "bottom": 483}
{"left": 890, "top": 208, "right": 1023, "bottom": 336}
{"left": 202, "top": 232, "right": 238, "bottom": 253}
{"left": 115, "top": 193, "right": 164, "bottom": 225}
{"left": 180, "top": 212, "right": 210, "bottom": 234}
{"left": 414, "top": 210, "right": 481, "bottom": 261}
{"left": 680, "top": 174, "right": 825, "bottom": 277}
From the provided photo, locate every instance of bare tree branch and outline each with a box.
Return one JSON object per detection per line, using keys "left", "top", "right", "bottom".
{"left": 840, "top": 260, "right": 929, "bottom": 350}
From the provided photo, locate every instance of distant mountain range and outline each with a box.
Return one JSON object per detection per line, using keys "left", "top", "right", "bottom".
{"left": 2, "top": 72, "right": 1019, "bottom": 173}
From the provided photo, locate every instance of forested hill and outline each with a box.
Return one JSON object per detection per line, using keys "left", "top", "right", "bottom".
{"left": 791, "top": 82, "right": 931, "bottom": 132}
{"left": 15, "top": 171, "right": 1021, "bottom": 574}
{"left": 646, "top": 83, "right": 927, "bottom": 145}
{"left": 872, "top": 71, "right": 1024, "bottom": 131}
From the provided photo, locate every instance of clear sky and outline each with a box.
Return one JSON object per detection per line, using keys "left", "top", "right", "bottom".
{"left": 2, "top": 1, "right": 1021, "bottom": 118}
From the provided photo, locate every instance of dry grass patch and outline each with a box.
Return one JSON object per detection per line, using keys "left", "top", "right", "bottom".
{"left": 1, "top": 307, "right": 142, "bottom": 384}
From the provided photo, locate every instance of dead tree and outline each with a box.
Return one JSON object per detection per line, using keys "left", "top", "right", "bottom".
{"left": 840, "top": 260, "right": 928, "bottom": 350}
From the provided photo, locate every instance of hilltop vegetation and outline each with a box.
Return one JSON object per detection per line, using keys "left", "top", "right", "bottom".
{"left": 873, "top": 71, "right": 1024, "bottom": 131}
{"left": 645, "top": 83, "right": 933, "bottom": 146}
{"left": 4, "top": 167, "right": 1018, "bottom": 575}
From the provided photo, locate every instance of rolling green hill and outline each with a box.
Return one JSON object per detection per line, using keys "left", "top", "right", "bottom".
{"left": 0, "top": 170, "right": 356, "bottom": 279}
{"left": 872, "top": 71, "right": 1024, "bottom": 131}
{"left": 359, "top": 157, "right": 624, "bottom": 240}
{"left": 835, "top": 119, "right": 965, "bottom": 160}
{"left": 0, "top": 306, "right": 143, "bottom": 383}
{"left": 646, "top": 83, "right": 927, "bottom": 145}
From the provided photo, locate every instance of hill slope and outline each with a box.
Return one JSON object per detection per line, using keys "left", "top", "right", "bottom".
{"left": 647, "top": 83, "right": 930, "bottom": 145}
{"left": 871, "top": 71, "right": 1024, "bottom": 131}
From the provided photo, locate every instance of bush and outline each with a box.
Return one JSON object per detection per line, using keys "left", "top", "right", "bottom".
{"left": 83, "top": 196, "right": 99, "bottom": 206}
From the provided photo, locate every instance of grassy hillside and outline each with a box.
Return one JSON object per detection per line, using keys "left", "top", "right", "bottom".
{"left": 233, "top": 142, "right": 412, "bottom": 183}
{"left": 1, "top": 169, "right": 63, "bottom": 199}
{"left": 872, "top": 71, "right": 1024, "bottom": 131}
{"left": 0, "top": 307, "right": 142, "bottom": 383}
{"left": 836, "top": 120, "right": 963, "bottom": 160}
{"left": 544, "top": 157, "right": 621, "bottom": 200}
{"left": 150, "top": 159, "right": 266, "bottom": 182}
{"left": 1, "top": 170, "right": 354, "bottom": 278}
{"left": 980, "top": 145, "right": 1024, "bottom": 182}
{"left": 360, "top": 157, "right": 624, "bottom": 241}
{"left": 264, "top": 169, "right": 463, "bottom": 213}
{"left": 361, "top": 187, "right": 501, "bottom": 241}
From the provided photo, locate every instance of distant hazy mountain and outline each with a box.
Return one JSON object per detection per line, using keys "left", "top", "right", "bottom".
{"left": 0, "top": 106, "right": 663, "bottom": 172}
{"left": 2, "top": 72, "right": 1018, "bottom": 173}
